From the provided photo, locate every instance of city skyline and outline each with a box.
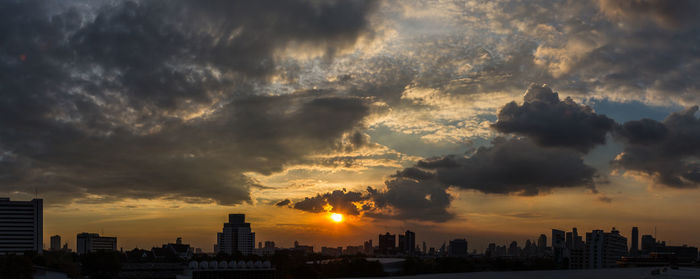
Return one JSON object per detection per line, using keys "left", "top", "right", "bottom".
{"left": 9, "top": 198, "right": 695, "bottom": 256}
{"left": 3, "top": 0, "right": 700, "bottom": 261}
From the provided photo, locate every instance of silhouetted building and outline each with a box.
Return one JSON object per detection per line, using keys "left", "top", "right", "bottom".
{"left": 50, "top": 235, "right": 61, "bottom": 251}
{"left": 552, "top": 229, "right": 565, "bottom": 264}
{"left": 321, "top": 246, "right": 341, "bottom": 257}
{"left": 508, "top": 241, "right": 520, "bottom": 257}
{"left": 523, "top": 239, "right": 538, "bottom": 257}
{"left": 630, "top": 227, "right": 639, "bottom": 256}
{"left": 216, "top": 214, "right": 255, "bottom": 255}
{"left": 378, "top": 232, "right": 395, "bottom": 254}
{"left": 293, "top": 241, "right": 313, "bottom": 254}
{"left": 566, "top": 228, "right": 585, "bottom": 269}
{"left": 398, "top": 230, "right": 416, "bottom": 254}
{"left": 0, "top": 198, "right": 42, "bottom": 255}
{"left": 537, "top": 234, "right": 547, "bottom": 255}
{"left": 641, "top": 234, "right": 660, "bottom": 254}
{"left": 77, "top": 233, "right": 117, "bottom": 254}
{"left": 258, "top": 241, "right": 275, "bottom": 256}
{"left": 585, "top": 228, "right": 627, "bottom": 269}
{"left": 363, "top": 240, "right": 373, "bottom": 255}
{"left": 486, "top": 243, "right": 496, "bottom": 257}
{"left": 345, "top": 245, "right": 363, "bottom": 255}
{"left": 448, "top": 239, "right": 468, "bottom": 257}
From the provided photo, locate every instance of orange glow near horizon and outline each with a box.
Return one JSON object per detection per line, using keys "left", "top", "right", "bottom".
{"left": 330, "top": 213, "right": 343, "bottom": 223}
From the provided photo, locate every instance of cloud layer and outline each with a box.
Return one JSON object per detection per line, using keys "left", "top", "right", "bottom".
{"left": 0, "top": 0, "right": 378, "bottom": 204}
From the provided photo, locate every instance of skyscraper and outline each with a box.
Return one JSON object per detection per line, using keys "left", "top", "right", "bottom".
{"left": 398, "top": 230, "right": 416, "bottom": 254}
{"left": 0, "top": 198, "right": 42, "bottom": 255}
{"left": 378, "top": 232, "right": 395, "bottom": 254}
{"left": 216, "top": 214, "right": 255, "bottom": 255}
{"left": 630, "top": 227, "right": 639, "bottom": 256}
{"left": 50, "top": 235, "right": 61, "bottom": 251}
{"left": 552, "top": 229, "right": 565, "bottom": 264}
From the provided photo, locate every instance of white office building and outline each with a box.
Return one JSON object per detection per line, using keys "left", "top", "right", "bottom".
{"left": 0, "top": 198, "right": 43, "bottom": 254}
{"left": 216, "top": 214, "right": 255, "bottom": 256}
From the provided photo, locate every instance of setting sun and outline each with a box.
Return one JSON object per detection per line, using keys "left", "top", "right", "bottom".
{"left": 330, "top": 213, "right": 343, "bottom": 223}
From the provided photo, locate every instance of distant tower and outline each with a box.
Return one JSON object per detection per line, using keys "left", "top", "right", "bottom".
{"left": 630, "top": 227, "right": 639, "bottom": 255}
{"left": 50, "top": 235, "right": 61, "bottom": 251}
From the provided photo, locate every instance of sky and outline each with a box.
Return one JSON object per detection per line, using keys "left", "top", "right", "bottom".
{"left": 1, "top": 0, "right": 700, "bottom": 253}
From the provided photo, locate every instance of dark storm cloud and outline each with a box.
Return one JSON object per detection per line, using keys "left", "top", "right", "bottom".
{"left": 367, "top": 177, "right": 454, "bottom": 222}
{"left": 285, "top": 136, "right": 596, "bottom": 222}
{"left": 0, "top": 0, "right": 377, "bottom": 204}
{"left": 493, "top": 85, "right": 616, "bottom": 152}
{"left": 614, "top": 106, "right": 700, "bottom": 188}
{"left": 293, "top": 189, "right": 365, "bottom": 216}
{"left": 422, "top": 137, "right": 596, "bottom": 196}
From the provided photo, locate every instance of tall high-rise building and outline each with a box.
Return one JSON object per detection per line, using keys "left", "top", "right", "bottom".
{"left": 50, "top": 235, "right": 61, "bottom": 251}
{"left": 0, "top": 198, "right": 42, "bottom": 254}
{"left": 552, "top": 229, "right": 565, "bottom": 264}
{"left": 537, "top": 234, "right": 547, "bottom": 255}
{"left": 448, "top": 239, "right": 468, "bottom": 257}
{"left": 398, "top": 230, "right": 416, "bottom": 254}
{"left": 216, "top": 214, "right": 255, "bottom": 255}
{"left": 565, "top": 228, "right": 585, "bottom": 269}
{"left": 378, "top": 232, "right": 395, "bottom": 254}
{"left": 76, "top": 233, "right": 117, "bottom": 254}
{"left": 630, "top": 227, "right": 639, "bottom": 256}
{"left": 585, "top": 228, "right": 628, "bottom": 269}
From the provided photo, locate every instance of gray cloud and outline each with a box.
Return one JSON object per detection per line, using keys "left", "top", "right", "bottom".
{"left": 493, "top": 84, "right": 616, "bottom": 152}
{"left": 368, "top": 177, "right": 454, "bottom": 222}
{"left": 0, "top": 0, "right": 377, "bottom": 205}
{"left": 614, "top": 106, "right": 700, "bottom": 188}
{"left": 421, "top": 137, "right": 597, "bottom": 196}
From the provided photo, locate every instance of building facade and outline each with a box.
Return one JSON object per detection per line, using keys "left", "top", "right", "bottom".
{"left": 398, "top": 230, "right": 416, "bottom": 254}
{"left": 0, "top": 198, "right": 43, "bottom": 254}
{"left": 585, "top": 228, "right": 628, "bottom": 269}
{"left": 378, "top": 232, "right": 395, "bottom": 254}
{"left": 552, "top": 229, "right": 565, "bottom": 264}
{"left": 50, "top": 235, "right": 61, "bottom": 251}
{"left": 76, "top": 233, "right": 117, "bottom": 254}
{"left": 630, "top": 227, "right": 639, "bottom": 256}
{"left": 216, "top": 214, "right": 255, "bottom": 256}
{"left": 448, "top": 239, "right": 468, "bottom": 257}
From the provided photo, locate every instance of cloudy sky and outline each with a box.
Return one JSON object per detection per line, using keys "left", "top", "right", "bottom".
{"left": 2, "top": 0, "right": 700, "bottom": 252}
